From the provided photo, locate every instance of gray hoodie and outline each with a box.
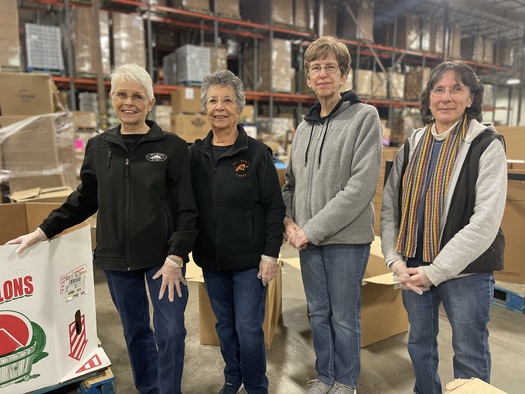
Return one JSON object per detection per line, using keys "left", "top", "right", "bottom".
{"left": 282, "top": 90, "right": 383, "bottom": 246}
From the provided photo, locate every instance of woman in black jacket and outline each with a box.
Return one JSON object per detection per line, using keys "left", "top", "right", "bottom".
{"left": 189, "top": 70, "right": 285, "bottom": 394}
{"left": 7, "top": 64, "right": 198, "bottom": 394}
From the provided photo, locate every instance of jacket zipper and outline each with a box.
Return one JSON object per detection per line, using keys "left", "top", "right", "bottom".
{"left": 125, "top": 156, "right": 131, "bottom": 270}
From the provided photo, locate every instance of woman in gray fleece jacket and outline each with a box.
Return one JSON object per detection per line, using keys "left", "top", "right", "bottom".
{"left": 282, "top": 36, "right": 382, "bottom": 394}
{"left": 380, "top": 60, "right": 507, "bottom": 394}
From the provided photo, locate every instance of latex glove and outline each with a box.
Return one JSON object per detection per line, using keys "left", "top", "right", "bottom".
{"left": 152, "top": 257, "right": 187, "bottom": 302}
{"left": 5, "top": 227, "right": 48, "bottom": 254}
{"left": 284, "top": 218, "right": 309, "bottom": 250}
{"left": 257, "top": 255, "right": 278, "bottom": 286}
{"left": 392, "top": 261, "right": 430, "bottom": 295}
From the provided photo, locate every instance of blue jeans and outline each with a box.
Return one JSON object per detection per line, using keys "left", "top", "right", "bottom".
{"left": 203, "top": 267, "right": 268, "bottom": 394}
{"left": 299, "top": 243, "right": 369, "bottom": 389}
{"left": 104, "top": 266, "right": 188, "bottom": 394}
{"left": 402, "top": 272, "right": 494, "bottom": 394}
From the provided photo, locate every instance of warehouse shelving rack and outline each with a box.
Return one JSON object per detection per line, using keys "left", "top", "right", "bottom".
{"left": 17, "top": 0, "right": 523, "bottom": 129}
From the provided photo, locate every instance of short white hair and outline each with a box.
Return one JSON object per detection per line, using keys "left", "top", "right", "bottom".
{"left": 110, "top": 64, "right": 154, "bottom": 100}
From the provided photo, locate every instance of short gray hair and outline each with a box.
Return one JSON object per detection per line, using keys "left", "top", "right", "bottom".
{"left": 110, "top": 64, "right": 155, "bottom": 101}
{"left": 200, "top": 70, "right": 245, "bottom": 114}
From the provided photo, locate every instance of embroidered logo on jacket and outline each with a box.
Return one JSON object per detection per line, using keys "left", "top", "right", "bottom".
{"left": 146, "top": 153, "right": 167, "bottom": 162}
{"left": 233, "top": 160, "right": 250, "bottom": 178}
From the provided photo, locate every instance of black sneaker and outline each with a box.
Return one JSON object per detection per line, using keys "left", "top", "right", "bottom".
{"left": 219, "top": 382, "right": 243, "bottom": 394}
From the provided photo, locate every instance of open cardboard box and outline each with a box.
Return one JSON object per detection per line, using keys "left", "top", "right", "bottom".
{"left": 0, "top": 203, "right": 110, "bottom": 393}
{"left": 283, "top": 236, "right": 409, "bottom": 347}
{"left": 9, "top": 186, "right": 73, "bottom": 204}
{"left": 185, "top": 257, "right": 282, "bottom": 350}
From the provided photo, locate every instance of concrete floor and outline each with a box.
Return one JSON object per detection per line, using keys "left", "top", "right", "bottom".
{"left": 55, "top": 245, "right": 524, "bottom": 394}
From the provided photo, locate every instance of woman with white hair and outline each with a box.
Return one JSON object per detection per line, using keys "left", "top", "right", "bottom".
{"left": 7, "top": 63, "right": 198, "bottom": 394}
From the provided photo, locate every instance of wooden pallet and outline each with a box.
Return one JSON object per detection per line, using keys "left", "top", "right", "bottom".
{"left": 78, "top": 367, "right": 115, "bottom": 394}
{"left": 26, "top": 67, "right": 66, "bottom": 76}
{"left": 493, "top": 281, "right": 525, "bottom": 313}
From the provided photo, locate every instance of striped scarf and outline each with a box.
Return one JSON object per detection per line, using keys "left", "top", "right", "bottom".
{"left": 396, "top": 115, "right": 469, "bottom": 262}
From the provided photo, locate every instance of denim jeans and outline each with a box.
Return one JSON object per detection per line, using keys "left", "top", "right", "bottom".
{"left": 104, "top": 266, "right": 188, "bottom": 394}
{"left": 402, "top": 272, "right": 494, "bottom": 394}
{"left": 299, "top": 243, "right": 370, "bottom": 389}
{"left": 203, "top": 267, "right": 268, "bottom": 394}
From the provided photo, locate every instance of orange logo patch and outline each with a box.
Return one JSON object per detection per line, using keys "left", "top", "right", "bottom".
{"left": 232, "top": 160, "right": 250, "bottom": 178}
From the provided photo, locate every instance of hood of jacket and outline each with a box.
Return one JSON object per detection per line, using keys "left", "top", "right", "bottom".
{"left": 302, "top": 90, "right": 361, "bottom": 167}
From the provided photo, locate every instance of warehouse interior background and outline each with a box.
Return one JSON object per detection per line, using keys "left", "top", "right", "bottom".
{"left": 0, "top": 0, "right": 525, "bottom": 393}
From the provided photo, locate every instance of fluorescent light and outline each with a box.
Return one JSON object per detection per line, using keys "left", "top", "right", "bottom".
{"left": 506, "top": 78, "right": 520, "bottom": 85}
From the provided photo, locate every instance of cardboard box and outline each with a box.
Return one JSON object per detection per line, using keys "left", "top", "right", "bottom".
{"left": 170, "top": 113, "right": 209, "bottom": 142}
{"left": 185, "top": 258, "right": 283, "bottom": 350}
{"left": 9, "top": 186, "right": 73, "bottom": 204}
{"left": 497, "top": 174, "right": 525, "bottom": 284}
{"left": 171, "top": 87, "right": 202, "bottom": 114}
{"left": 0, "top": 203, "right": 110, "bottom": 393}
{"left": 284, "top": 236, "right": 408, "bottom": 347}
{"left": 445, "top": 378, "right": 507, "bottom": 393}
{"left": 0, "top": 73, "right": 55, "bottom": 116}
{"left": 337, "top": 0, "right": 374, "bottom": 41}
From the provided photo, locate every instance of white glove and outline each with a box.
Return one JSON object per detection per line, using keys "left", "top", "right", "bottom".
{"left": 257, "top": 255, "right": 278, "bottom": 286}
{"left": 391, "top": 260, "right": 429, "bottom": 295}
{"left": 5, "top": 228, "right": 48, "bottom": 254}
{"left": 152, "top": 256, "right": 186, "bottom": 302}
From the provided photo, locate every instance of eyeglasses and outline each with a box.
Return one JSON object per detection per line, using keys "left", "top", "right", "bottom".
{"left": 206, "top": 97, "right": 236, "bottom": 108}
{"left": 113, "top": 91, "right": 148, "bottom": 103}
{"left": 431, "top": 87, "right": 469, "bottom": 96}
{"left": 307, "top": 64, "right": 340, "bottom": 75}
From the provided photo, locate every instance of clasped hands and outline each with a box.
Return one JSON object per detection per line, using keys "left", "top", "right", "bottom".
{"left": 284, "top": 218, "right": 308, "bottom": 251}
{"left": 391, "top": 260, "right": 433, "bottom": 295}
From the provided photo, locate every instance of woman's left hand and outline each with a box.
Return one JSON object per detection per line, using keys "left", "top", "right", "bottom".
{"left": 257, "top": 255, "right": 279, "bottom": 286}
{"left": 394, "top": 267, "right": 432, "bottom": 295}
{"left": 152, "top": 260, "right": 187, "bottom": 301}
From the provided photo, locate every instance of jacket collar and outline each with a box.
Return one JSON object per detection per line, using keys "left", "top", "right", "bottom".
{"left": 103, "top": 120, "right": 166, "bottom": 145}
{"left": 201, "top": 124, "right": 249, "bottom": 156}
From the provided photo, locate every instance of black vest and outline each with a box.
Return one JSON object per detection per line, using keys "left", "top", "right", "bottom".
{"left": 400, "top": 130, "right": 505, "bottom": 273}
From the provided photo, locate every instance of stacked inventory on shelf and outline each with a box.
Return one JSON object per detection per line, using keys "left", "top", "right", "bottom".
{"left": 0, "top": 0, "right": 21, "bottom": 70}
{"left": 25, "top": 24, "right": 65, "bottom": 73}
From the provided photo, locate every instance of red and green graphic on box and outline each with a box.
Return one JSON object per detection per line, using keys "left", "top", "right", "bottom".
{"left": 0, "top": 310, "right": 47, "bottom": 388}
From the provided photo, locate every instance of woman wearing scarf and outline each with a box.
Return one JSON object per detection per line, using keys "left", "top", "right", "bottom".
{"left": 380, "top": 60, "right": 507, "bottom": 394}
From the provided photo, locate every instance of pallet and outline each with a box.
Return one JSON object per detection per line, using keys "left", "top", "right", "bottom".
{"left": 178, "top": 80, "right": 202, "bottom": 87}
{"left": 493, "top": 281, "right": 525, "bottom": 313}
{"left": 0, "top": 65, "right": 22, "bottom": 73}
{"left": 26, "top": 67, "right": 66, "bottom": 76}
{"left": 78, "top": 367, "right": 115, "bottom": 394}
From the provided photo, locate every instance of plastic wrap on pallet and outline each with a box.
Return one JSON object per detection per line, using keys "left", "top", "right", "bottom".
{"left": 0, "top": 113, "right": 77, "bottom": 195}
{"left": 0, "top": 0, "right": 21, "bottom": 69}
{"left": 112, "top": 13, "right": 146, "bottom": 69}
{"left": 243, "top": 39, "right": 293, "bottom": 93}
{"left": 70, "top": 7, "right": 110, "bottom": 77}
{"left": 174, "top": 45, "right": 210, "bottom": 84}
{"left": 25, "top": 24, "right": 65, "bottom": 72}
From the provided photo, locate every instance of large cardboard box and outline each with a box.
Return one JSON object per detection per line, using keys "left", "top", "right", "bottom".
{"left": 498, "top": 174, "right": 525, "bottom": 284}
{"left": 185, "top": 258, "right": 282, "bottom": 350}
{"left": 9, "top": 186, "right": 73, "bottom": 204}
{"left": 337, "top": 0, "right": 374, "bottom": 42}
{"left": 170, "top": 113, "right": 209, "bottom": 142}
{"left": 171, "top": 87, "right": 202, "bottom": 114}
{"left": 284, "top": 236, "right": 409, "bottom": 347}
{"left": 0, "top": 203, "right": 110, "bottom": 393}
{"left": 0, "top": 73, "right": 55, "bottom": 116}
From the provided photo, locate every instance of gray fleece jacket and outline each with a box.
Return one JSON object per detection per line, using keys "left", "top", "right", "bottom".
{"left": 282, "top": 90, "right": 382, "bottom": 245}
{"left": 380, "top": 119, "right": 507, "bottom": 286}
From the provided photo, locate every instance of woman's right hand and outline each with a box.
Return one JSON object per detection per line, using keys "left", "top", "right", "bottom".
{"left": 5, "top": 228, "right": 48, "bottom": 254}
{"left": 284, "top": 217, "right": 307, "bottom": 250}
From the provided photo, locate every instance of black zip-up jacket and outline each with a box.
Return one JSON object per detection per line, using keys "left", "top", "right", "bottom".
{"left": 40, "top": 120, "right": 198, "bottom": 271}
{"left": 189, "top": 125, "right": 285, "bottom": 271}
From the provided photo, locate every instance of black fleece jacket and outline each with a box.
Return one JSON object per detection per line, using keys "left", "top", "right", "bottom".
{"left": 189, "top": 125, "right": 285, "bottom": 271}
{"left": 40, "top": 120, "right": 198, "bottom": 271}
